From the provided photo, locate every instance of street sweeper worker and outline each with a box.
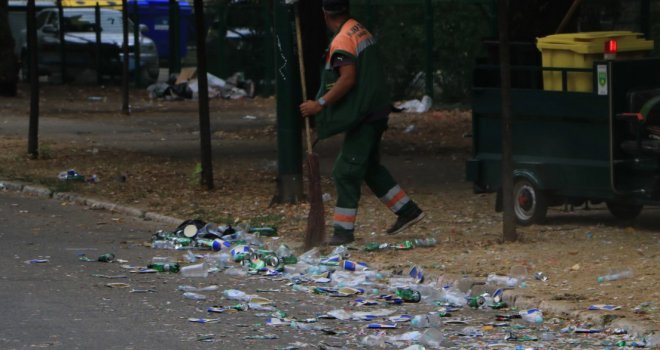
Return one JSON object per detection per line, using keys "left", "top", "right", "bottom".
{"left": 299, "top": 0, "right": 425, "bottom": 245}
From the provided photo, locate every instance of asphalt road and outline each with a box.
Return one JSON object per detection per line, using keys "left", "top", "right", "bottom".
{"left": 0, "top": 191, "right": 630, "bottom": 350}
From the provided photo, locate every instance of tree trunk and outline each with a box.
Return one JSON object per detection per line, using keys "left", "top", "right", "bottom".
{"left": 0, "top": 0, "right": 18, "bottom": 96}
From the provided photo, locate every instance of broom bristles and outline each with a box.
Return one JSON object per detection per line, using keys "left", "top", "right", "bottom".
{"left": 304, "top": 153, "right": 325, "bottom": 249}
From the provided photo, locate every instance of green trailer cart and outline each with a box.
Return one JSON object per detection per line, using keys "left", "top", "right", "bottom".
{"left": 466, "top": 42, "right": 660, "bottom": 225}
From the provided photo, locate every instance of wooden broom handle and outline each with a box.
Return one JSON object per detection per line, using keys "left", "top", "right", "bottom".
{"left": 294, "top": 7, "right": 314, "bottom": 155}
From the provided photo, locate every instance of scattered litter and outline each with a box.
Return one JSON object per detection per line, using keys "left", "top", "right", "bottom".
{"left": 129, "top": 288, "right": 157, "bottom": 293}
{"left": 92, "top": 274, "right": 127, "bottom": 279}
{"left": 178, "top": 285, "right": 219, "bottom": 292}
{"left": 111, "top": 219, "right": 655, "bottom": 349}
{"left": 188, "top": 318, "right": 221, "bottom": 324}
{"left": 148, "top": 69, "right": 255, "bottom": 101}
{"left": 395, "top": 95, "right": 432, "bottom": 113}
{"left": 534, "top": 271, "right": 549, "bottom": 281}
{"left": 105, "top": 283, "right": 130, "bottom": 288}
{"left": 58, "top": 169, "right": 98, "bottom": 183}
{"left": 183, "top": 292, "right": 207, "bottom": 300}
{"left": 25, "top": 258, "right": 49, "bottom": 264}
{"left": 588, "top": 304, "right": 621, "bottom": 311}
{"left": 243, "top": 334, "right": 278, "bottom": 340}
{"left": 97, "top": 253, "right": 116, "bottom": 263}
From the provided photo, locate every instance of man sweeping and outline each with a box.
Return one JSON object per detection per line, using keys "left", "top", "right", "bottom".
{"left": 299, "top": 0, "right": 425, "bottom": 245}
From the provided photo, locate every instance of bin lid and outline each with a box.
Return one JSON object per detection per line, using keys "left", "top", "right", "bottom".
{"left": 537, "top": 31, "right": 654, "bottom": 54}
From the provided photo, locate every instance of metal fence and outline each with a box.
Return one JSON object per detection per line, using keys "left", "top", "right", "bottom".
{"left": 8, "top": 0, "right": 188, "bottom": 86}
{"left": 10, "top": 0, "right": 660, "bottom": 102}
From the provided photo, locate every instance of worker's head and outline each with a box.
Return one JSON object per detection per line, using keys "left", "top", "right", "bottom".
{"left": 322, "top": 0, "right": 349, "bottom": 30}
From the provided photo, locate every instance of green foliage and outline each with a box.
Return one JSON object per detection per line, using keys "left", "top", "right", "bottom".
{"left": 189, "top": 162, "right": 202, "bottom": 186}
{"left": 351, "top": 0, "right": 495, "bottom": 102}
{"left": 39, "top": 143, "right": 53, "bottom": 160}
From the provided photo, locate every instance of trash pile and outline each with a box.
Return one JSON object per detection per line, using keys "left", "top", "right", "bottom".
{"left": 57, "top": 169, "right": 98, "bottom": 183}
{"left": 147, "top": 69, "right": 255, "bottom": 101}
{"left": 89, "top": 219, "right": 655, "bottom": 348}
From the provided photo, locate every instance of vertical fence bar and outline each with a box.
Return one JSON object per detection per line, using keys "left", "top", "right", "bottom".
{"left": 424, "top": 0, "right": 434, "bottom": 98}
{"left": 193, "top": 0, "right": 214, "bottom": 190}
{"left": 121, "top": 0, "right": 130, "bottom": 114}
{"left": 133, "top": 0, "right": 141, "bottom": 86}
{"left": 262, "top": 0, "right": 275, "bottom": 96}
{"left": 57, "top": 0, "right": 66, "bottom": 83}
{"left": 95, "top": 2, "right": 102, "bottom": 84}
{"left": 273, "top": 0, "right": 302, "bottom": 203}
{"left": 27, "top": 0, "right": 39, "bottom": 158}
{"left": 168, "top": 0, "right": 180, "bottom": 74}
{"left": 640, "top": 0, "right": 650, "bottom": 39}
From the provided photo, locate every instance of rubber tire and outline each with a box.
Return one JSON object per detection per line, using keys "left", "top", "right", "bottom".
{"left": 606, "top": 202, "right": 643, "bottom": 220}
{"left": 513, "top": 178, "right": 548, "bottom": 226}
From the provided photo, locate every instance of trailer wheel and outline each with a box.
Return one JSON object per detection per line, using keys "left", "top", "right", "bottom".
{"left": 606, "top": 202, "right": 643, "bottom": 220}
{"left": 513, "top": 178, "right": 548, "bottom": 225}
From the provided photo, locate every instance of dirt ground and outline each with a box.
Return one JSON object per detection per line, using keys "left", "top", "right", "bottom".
{"left": 0, "top": 84, "right": 658, "bottom": 330}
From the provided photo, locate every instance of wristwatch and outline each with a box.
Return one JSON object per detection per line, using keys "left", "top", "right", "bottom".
{"left": 318, "top": 97, "right": 327, "bottom": 107}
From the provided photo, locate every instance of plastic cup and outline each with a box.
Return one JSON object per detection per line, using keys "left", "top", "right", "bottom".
{"left": 181, "top": 263, "right": 209, "bottom": 278}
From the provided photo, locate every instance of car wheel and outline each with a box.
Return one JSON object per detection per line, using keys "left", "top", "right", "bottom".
{"left": 606, "top": 202, "right": 643, "bottom": 220}
{"left": 513, "top": 178, "right": 548, "bottom": 226}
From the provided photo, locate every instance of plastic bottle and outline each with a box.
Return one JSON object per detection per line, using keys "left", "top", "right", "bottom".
{"left": 331, "top": 245, "right": 349, "bottom": 258}
{"left": 183, "top": 250, "right": 197, "bottom": 263}
{"left": 486, "top": 274, "right": 519, "bottom": 288}
{"left": 178, "top": 285, "right": 219, "bottom": 292}
{"left": 147, "top": 262, "right": 180, "bottom": 272}
{"left": 183, "top": 292, "right": 207, "bottom": 300}
{"left": 420, "top": 328, "right": 443, "bottom": 348}
{"left": 361, "top": 335, "right": 386, "bottom": 347}
{"left": 276, "top": 244, "right": 293, "bottom": 258}
{"left": 224, "top": 266, "right": 247, "bottom": 276}
{"left": 396, "top": 288, "right": 422, "bottom": 303}
{"left": 597, "top": 269, "right": 633, "bottom": 283}
{"left": 413, "top": 238, "right": 437, "bottom": 247}
{"left": 223, "top": 289, "right": 252, "bottom": 302}
{"left": 411, "top": 315, "right": 430, "bottom": 328}
{"left": 205, "top": 253, "right": 230, "bottom": 269}
{"left": 151, "top": 240, "right": 175, "bottom": 249}
{"left": 519, "top": 308, "right": 544, "bottom": 324}
{"left": 299, "top": 247, "right": 320, "bottom": 264}
{"left": 152, "top": 256, "right": 175, "bottom": 264}
{"left": 292, "top": 284, "right": 311, "bottom": 293}
{"left": 180, "top": 262, "right": 209, "bottom": 278}
{"left": 440, "top": 287, "right": 467, "bottom": 306}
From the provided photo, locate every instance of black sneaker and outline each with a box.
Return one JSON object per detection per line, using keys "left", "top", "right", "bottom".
{"left": 386, "top": 209, "right": 425, "bottom": 235}
{"left": 328, "top": 233, "right": 355, "bottom": 246}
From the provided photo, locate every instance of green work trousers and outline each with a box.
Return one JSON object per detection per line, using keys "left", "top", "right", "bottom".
{"left": 332, "top": 118, "right": 417, "bottom": 236}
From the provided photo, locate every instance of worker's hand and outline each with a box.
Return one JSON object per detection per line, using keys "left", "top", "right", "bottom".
{"left": 300, "top": 100, "right": 323, "bottom": 118}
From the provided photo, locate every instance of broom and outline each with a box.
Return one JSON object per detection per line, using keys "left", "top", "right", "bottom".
{"left": 294, "top": 6, "right": 326, "bottom": 249}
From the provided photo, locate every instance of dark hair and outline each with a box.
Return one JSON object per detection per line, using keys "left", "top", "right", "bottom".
{"left": 322, "top": 0, "right": 349, "bottom": 15}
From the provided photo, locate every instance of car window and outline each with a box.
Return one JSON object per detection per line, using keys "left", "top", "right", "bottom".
{"left": 62, "top": 11, "right": 133, "bottom": 33}
{"left": 36, "top": 11, "right": 50, "bottom": 28}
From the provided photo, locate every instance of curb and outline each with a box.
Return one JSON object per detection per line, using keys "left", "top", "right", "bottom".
{"left": 0, "top": 179, "right": 184, "bottom": 228}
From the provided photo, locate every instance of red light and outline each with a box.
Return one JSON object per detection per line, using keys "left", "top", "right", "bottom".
{"left": 605, "top": 39, "right": 618, "bottom": 54}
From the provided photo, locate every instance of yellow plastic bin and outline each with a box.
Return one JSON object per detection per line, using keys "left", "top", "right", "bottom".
{"left": 536, "top": 31, "right": 654, "bottom": 92}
